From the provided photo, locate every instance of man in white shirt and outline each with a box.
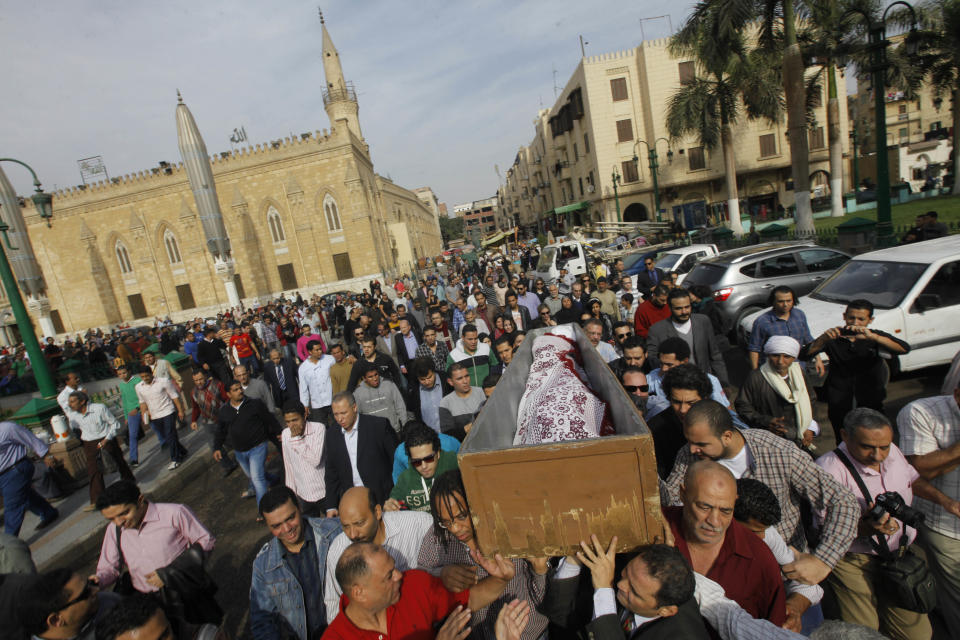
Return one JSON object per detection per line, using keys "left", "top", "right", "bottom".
{"left": 57, "top": 372, "right": 85, "bottom": 432}
{"left": 322, "top": 486, "right": 432, "bottom": 623}
{"left": 298, "top": 339, "right": 336, "bottom": 428}
{"left": 135, "top": 366, "right": 187, "bottom": 470}
{"left": 68, "top": 390, "right": 136, "bottom": 510}
{"left": 584, "top": 318, "right": 618, "bottom": 363}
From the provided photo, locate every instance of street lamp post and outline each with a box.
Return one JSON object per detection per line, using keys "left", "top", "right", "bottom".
{"left": 0, "top": 159, "right": 56, "bottom": 401}
{"left": 842, "top": 1, "right": 918, "bottom": 244}
{"left": 633, "top": 138, "right": 673, "bottom": 222}
{"left": 611, "top": 165, "right": 622, "bottom": 223}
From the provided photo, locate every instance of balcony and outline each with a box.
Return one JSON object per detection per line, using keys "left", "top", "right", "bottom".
{"left": 322, "top": 82, "right": 357, "bottom": 106}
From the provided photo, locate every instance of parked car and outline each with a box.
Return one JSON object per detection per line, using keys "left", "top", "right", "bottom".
{"left": 683, "top": 241, "right": 851, "bottom": 335}
{"left": 740, "top": 235, "right": 960, "bottom": 373}
{"left": 653, "top": 244, "right": 719, "bottom": 285}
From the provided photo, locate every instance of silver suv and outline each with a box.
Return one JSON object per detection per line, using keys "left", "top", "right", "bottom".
{"left": 683, "top": 241, "right": 851, "bottom": 335}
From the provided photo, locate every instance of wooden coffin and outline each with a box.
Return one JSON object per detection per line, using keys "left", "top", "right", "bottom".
{"left": 459, "top": 323, "right": 664, "bottom": 558}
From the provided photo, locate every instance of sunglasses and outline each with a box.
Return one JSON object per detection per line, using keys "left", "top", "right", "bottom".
{"left": 62, "top": 582, "right": 97, "bottom": 610}
{"left": 615, "top": 332, "right": 631, "bottom": 339}
{"left": 623, "top": 384, "right": 649, "bottom": 393}
{"left": 410, "top": 452, "right": 438, "bottom": 468}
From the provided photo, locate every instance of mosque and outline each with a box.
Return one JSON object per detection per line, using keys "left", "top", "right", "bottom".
{"left": 0, "top": 13, "right": 443, "bottom": 340}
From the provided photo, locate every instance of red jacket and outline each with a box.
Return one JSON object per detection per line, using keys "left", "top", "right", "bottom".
{"left": 634, "top": 299, "right": 671, "bottom": 337}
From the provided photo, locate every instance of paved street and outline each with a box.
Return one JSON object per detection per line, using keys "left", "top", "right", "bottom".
{"left": 58, "top": 348, "right": 948, "bottom": 639}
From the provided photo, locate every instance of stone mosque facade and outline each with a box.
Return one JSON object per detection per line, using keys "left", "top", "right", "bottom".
{"left": 4, "top": 17, "right": 443, "bottom": 337}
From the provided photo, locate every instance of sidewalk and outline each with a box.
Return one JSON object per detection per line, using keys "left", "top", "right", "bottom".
{"left": 14, "top": 425, "right": 213, "bottom": 570}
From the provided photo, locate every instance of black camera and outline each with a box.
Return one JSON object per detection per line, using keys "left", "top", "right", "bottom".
{"left": 868, "top": 491, "right": 925, "bottom": 528}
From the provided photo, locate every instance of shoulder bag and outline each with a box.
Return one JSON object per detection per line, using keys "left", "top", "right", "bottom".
{"left": 833, "top": 448, "right": 936, "bottom": 613}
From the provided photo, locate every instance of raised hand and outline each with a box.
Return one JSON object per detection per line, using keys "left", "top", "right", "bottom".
{"left": 471, "top": 549, "right": 516, "bottom": 583}
{"left": 576, "top": 534, "right": 617, "bottom": 590}
{"left": 495, "top": 599, "right": 531, "bottom": 640}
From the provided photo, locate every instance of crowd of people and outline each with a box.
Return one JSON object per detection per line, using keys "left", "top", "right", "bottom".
{"left": 1, "top": 240, "right": 959, "bottom": 640}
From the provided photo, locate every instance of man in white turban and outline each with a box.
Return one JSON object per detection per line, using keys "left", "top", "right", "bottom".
{"left": 734, "top": 336, "right": 820, "bottom": 450}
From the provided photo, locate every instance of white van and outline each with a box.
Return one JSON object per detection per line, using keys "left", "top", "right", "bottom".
{"left": 741, "top": 235, "right": 960, "bottom": 372}
{"left": 533, "top": 240, "right": 591, "bottom": 283}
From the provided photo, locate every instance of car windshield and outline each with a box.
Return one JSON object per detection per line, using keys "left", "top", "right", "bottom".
{"left": 622, "top": 253, "right": 646, "bottom": 270}
{"left": 810, "top": 260, "right": 928, "bottom": 309}
{"left": 536, "top": 247, "right": 556, "bottom": 271}
{"left": 685, "top": 263, "right": 728, "bottom": 287}
{"left": 656, "top": 254, "right": 682, "bottom": 270}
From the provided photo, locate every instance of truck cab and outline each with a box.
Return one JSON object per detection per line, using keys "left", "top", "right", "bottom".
{"left": 534, "top": 240, "right": 590, "bottom": 283}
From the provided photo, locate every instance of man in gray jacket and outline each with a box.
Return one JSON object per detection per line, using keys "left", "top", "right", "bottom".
{"left": 646, "top": 288, "right": 729, "bottom": 387}
{"left": 352, "top": 363, "right": 409, "bottom": 435}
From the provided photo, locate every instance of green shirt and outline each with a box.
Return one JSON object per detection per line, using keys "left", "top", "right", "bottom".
{"left": 118, "top": 375, "right": 143, "bottom": 414}
{"left": 389, "top": 450, "right": 459, "bottom": 512}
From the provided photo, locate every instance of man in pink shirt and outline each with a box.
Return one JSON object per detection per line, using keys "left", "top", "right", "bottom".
{"left": 281, "top": 401, "right": 328, "bottom": 517}
{"left": 91, "top": 480, "right": 220, "bottom": 624}
{"left": 297, "top": 323, "right": 327, "bottom": 363}
{"left": 816, "top": 407, "right": 960, "bottom": 638}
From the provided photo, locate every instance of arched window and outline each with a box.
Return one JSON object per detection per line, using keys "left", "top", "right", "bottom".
{"left": 267, "top": 206, "right": 286, "bottom": 243}
{"left": 163, "top": 229, "right": 182, "bottom": 265}
{"left": 116, "top": 241, "right": 133, "bottom": 274}
{"left": 323, "top": 194, "right": 342, "bottom": 232}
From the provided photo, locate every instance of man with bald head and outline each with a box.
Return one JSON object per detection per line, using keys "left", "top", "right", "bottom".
{"left": 322, "top": 486, "right": 432, "bottom": 623}
{"left": 324, "top": 541, "right": 515, "bottom": 640}
{"left": 664, "top": 460, "right": 787, "bottom": 627}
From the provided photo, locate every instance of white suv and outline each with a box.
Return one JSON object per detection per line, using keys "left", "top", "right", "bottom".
{"left": 741, "top": 235, "right": 960, "bottom": 372}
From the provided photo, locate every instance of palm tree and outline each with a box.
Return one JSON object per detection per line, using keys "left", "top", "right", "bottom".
{"left": 914, "top": 0, "right": 960, "bottom": 195}
{"left": 667, "top": 4, "right": 782, "bottom": 236}
{"left": 801, "top": 0, "right": 847, "bottom": 216}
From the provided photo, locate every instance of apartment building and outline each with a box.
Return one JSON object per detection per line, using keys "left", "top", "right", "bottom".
{"left": 500, "top": 37, "right": 849, "bottom": 235}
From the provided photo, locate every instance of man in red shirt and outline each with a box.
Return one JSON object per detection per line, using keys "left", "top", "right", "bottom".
{"left": 664, "top": 460, "right": 787, "bottom": 628}
{"left": 323, "top": 541, "right": 515, "bottom": 640}
{"left": 230, "top": 324, "right": 262, "bottom": 376}
{"left": 633, "top": 285, "right": 671, "bottom": 338}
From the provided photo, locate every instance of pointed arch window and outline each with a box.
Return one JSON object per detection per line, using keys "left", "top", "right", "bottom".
{"left": 163, "top": 229, "right": 183, "bottom": 265}
{"left": 116, "top": 241, "right": 134, "bottom": 274}
{"left": 267, "top": 206, "right": 286, "bottom": 243}
{"left": 323, "top": 194, "right": 343, "bottom": 232}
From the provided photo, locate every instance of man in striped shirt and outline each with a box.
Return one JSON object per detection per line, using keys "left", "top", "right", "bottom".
{"left": 281, "top": 401, "right": 328, "bottom": 517}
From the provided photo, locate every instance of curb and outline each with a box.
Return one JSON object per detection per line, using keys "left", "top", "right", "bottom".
{"left": 37, "top": 446, "right": 211, "bottom": 572}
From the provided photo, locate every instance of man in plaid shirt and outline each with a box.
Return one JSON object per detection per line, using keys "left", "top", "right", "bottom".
{"left": 663, "top": 400, "right": 860, "bottom": 587}
{"left": 415, "top": 326, "right": 450, "bottom": 375}
{"left": 190, "top": 368, "right": 237, "bottom": 476}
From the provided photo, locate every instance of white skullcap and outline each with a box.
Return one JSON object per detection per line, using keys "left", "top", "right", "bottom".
{"left": 763, "top": 335, "right": 800, "bottom": 358}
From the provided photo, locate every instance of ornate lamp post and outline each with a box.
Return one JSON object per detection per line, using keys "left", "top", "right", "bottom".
{"left": 611, "top": 165, "right": 622, "bottom": 223}
{"left": 0, "top": 158, "right": 60, "bottom": 426}
{"left": 633, "top": 138, "right": 673, "bottom": 222}
{"left": 842, "top": 1, "right": 919, "bottom": 244}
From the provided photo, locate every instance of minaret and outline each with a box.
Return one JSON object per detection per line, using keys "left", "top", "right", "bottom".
{"left": 0, "top": 167, "right": 56, "bottom": 338}
{"left": 175, "top": 91, "right": 241, "bottom": 307}
{"left": 320, "top": 10, "right": 363, "bottom": 140}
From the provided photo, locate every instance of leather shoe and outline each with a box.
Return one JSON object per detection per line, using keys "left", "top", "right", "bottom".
{"left": 35, "top": 509, "right": 60, "bottom": 531}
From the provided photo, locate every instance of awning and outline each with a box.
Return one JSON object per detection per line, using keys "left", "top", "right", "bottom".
{"left": 481, "top": 230, "right": 510, "bottom": 247}
{"left": 554, "top": 201, "right": 591, "bottom": 215}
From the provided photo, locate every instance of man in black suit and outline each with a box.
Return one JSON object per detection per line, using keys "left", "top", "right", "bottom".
{"left": 263, "top": 348, "right": 299, "bottom": 409}
{"left": 635, "top": 256, "right": 666, "bottom": 298}
{"left": 646, "top": 288, "right": 729, "bottom": 386}
{"left": 545, "top": 539, "right": 709, "bottom": 640}
{"left": 196, "top": 326, "right": 231, "bottom": 383}
{"left": 324, "top": 391, "right": 398, "bottom": 517}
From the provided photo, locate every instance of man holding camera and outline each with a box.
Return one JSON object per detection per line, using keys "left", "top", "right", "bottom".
{"left": 816, "top": 407, "right": 960, "bottom": 639}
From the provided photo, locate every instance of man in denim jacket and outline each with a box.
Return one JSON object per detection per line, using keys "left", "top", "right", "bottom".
{"left": 250, "top": 486, "right": 342, "bottom": 640}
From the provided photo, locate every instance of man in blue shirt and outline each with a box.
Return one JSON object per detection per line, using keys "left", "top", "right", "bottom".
{"left": 747, "top": 286, "right": 822, "bottom": 376}
{"left": 251, "top": 486, "right": 342, "bottom": 640}
{"left": 0, "top": 421, "right": 59, "bottom": 536}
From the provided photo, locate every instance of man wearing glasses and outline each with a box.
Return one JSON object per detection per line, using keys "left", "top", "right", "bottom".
{"left": 385, "top": 423, "right": 458, "bottom": 513}
{"left": 636, "top": 256, "right": 666, "bottom": 297}
{"left": 17, "top": 569, "right": 120, "bottom": 640}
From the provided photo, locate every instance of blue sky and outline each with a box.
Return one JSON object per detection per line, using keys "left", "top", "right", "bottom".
{"left": 1, "top": 1, "right": 695, "bottom": 209}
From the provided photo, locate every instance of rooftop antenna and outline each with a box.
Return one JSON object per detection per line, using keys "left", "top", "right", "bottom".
{"left": 579, "top": 35, "right": 589, "bottom": 58}
{"left": 552, "top": 64, "right": 560, "bottom": 99}
{"left": 639, "top": 15, "right": 674, "bottom": 41}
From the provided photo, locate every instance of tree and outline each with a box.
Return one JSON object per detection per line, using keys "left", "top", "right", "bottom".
{"left": 438, "top": 216, "right": 464, "bottom": 245}
{"left": 667, "top": 2, "right": 782, "bottom": 236}
{"left": 913, "top": 0, "right": 960, "bottom": 194}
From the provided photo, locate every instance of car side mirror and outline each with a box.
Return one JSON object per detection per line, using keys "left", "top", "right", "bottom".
{"left": 912, "top": 293, "right": 941, "bottom": 313}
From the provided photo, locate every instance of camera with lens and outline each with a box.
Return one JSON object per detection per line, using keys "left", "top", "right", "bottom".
{"left": 868, "top": 491, "right": 925, "bottom": 528}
